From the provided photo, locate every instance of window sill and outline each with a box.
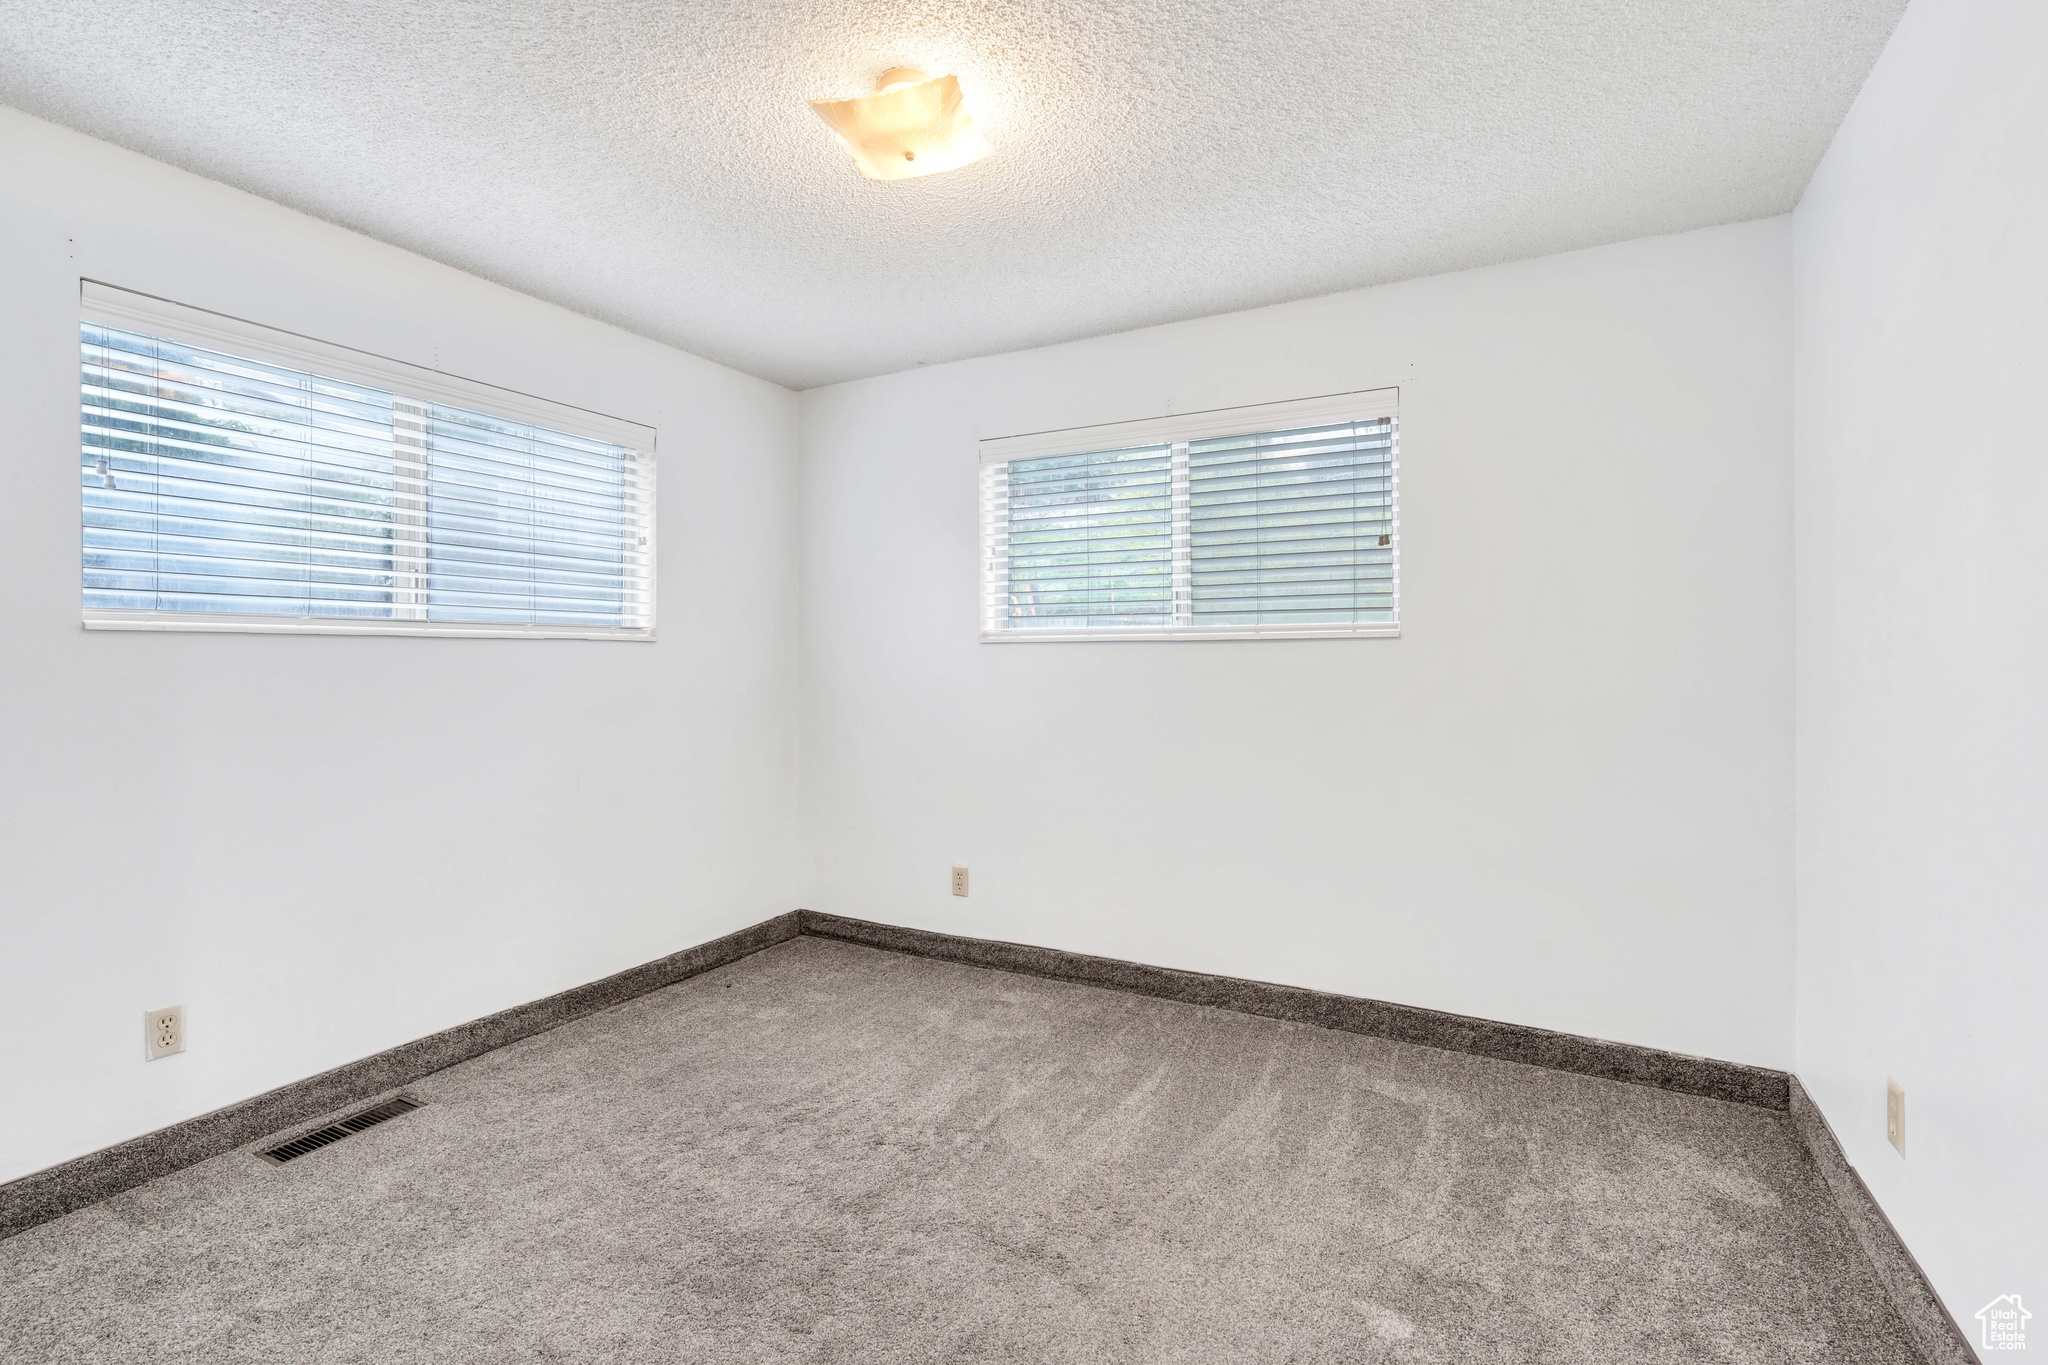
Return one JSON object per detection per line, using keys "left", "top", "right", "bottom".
{"left": 980, "top": 624, "right": 1400, "bottom": 643}
{"left": 82, "top": 610, "right": 655, "bottom": 642}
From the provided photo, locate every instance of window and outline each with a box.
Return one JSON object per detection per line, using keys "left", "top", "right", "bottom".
{"left": 79, "top": 283, "right": 655, "bottom": 639}
{"left": 979, "top": 389, "right": 1398, "bottom": 640}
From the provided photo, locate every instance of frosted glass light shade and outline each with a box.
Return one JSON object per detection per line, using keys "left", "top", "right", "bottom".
{"left": 810, "top": 69, "right": 993, "bottom": 181}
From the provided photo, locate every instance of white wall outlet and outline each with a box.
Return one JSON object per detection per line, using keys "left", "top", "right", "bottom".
{"left": 1886, "top": 1077, "right": 1905, "bottom": 1156}
{"left": 951, "top": 865, "right": 969, "bottom": 897}
{"left": 145, "top": 1005, "right": 184, "bottom": 1061}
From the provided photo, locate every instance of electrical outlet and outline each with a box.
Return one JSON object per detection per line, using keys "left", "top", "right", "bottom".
{"left": 951, "top": 865, "right": 969, "bottom": 897}
{"left": 1886, "top": 1078, "right": 1905, "bottom": 1157}
{"left": 145, "top": 1005, "right": 184, "bottom": 1061}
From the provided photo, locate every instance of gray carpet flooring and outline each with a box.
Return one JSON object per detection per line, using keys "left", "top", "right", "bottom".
{"left": 1, "top": 936, "right": 1920, "bottom": 1363}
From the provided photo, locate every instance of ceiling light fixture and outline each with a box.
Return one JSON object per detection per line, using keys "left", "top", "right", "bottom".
{"left": 809, "top": 68, "right": 992, "bottom": 182}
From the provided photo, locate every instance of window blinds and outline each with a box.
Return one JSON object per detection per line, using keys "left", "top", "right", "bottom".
{"left": 1187, "top": 419, "right": 1395, "bottom": 627}
{"left": 980, "top": 391, "right": 1398, "bottom": 640}
{"left": 992, "top": 443, "right": 1175, "bottom": 629}
{"left": 78, "top": 285, "right": 654, "bottom": 639}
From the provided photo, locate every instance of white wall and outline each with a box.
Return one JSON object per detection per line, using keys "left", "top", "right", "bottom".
{"left": 0, "top": 108, "right": 801, "bottom": 1183}
{"left": 1793, "top": 0, "right": 2048, "bottom": 1340}
{"left": 800, "top": 218, "right": 1796, "bottom": 1068}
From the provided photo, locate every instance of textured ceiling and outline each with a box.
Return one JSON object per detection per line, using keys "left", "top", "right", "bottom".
{"left": 1, "top": 1, "right": 1905, "bottom": 389}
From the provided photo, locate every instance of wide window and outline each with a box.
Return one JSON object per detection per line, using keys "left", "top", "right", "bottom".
{"left": 979, "top": 390, "right": 1398, "bottom": 640}
{"left": 79, "top": 283, "right": 655, "bottom": 639}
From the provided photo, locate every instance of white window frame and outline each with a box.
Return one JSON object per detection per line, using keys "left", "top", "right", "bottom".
{"left": 78, "top": 282, "right": 657, "bottom": 641}
{"left": 979, "top": 388, "right": 1400, "bottom": 642}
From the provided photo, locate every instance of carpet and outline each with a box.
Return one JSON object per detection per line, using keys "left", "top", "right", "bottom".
{"left": 0, "top": 936, "right": 1921, "bottom": 1363}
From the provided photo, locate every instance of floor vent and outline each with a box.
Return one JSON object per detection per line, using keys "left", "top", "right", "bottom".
{"left": 259, "top": 1096, "right": 423, "bottom": 1164}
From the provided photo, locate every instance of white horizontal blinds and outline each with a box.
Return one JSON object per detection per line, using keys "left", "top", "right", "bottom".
{"left": 979, "top": 459, "right": 1011, "bottom": 631}
{"left": 79, "top": 305, "right": 653, "bottom": 637}
{"left": 415, "top": 402, "right": 646, "bottom": 628}
{"left": 1187, "top": 418, "right": 1397, "bottom": 627}
{"left": 1000, "top": 443, "right": 1174, "bottom": 628}
{"left": 81, "top": 323, "right": 401, "bottom": 618}
{"left": 390, "top": 401, "right": 431, "bottom": 619}
{"left": 979, "top": 391, "right": 1398, "bottom": 640}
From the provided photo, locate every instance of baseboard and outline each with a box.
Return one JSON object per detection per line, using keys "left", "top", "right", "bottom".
{"left": 796, "top": 911, "right": 1790, "bottom": 1110}
{"left": 1786, "top": 1079, "right": 1977, "bottom": 1365}
{"left": 0, "top": 911, "right": 801, "bottom": 1242}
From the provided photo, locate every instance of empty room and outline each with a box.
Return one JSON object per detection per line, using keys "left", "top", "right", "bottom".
{"left": 0, "top": 0, "right": 2040, "bottom": 1360}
